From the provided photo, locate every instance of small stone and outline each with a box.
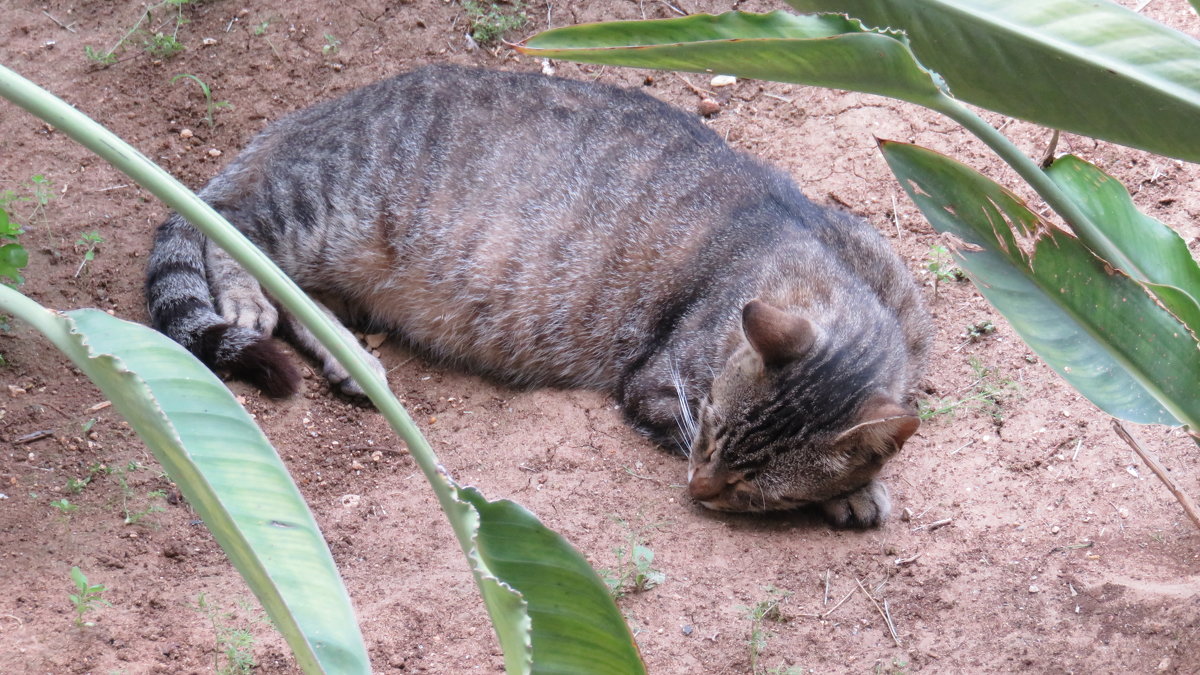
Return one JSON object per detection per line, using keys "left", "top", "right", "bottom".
{"left": 207, "top": 148, "right": 222, "bottom": 158}
{"left": 900, "top": 507, "right": 913, "bottom": 522}
{"left": 710, "top": 74, "right": 737, "bottom": 87}
{"left": 237, "top": 8, "right": 250, "bottom": 17}
{"left": 1157, "top": 658, "right": 1171, "bottom": 672}
{"left": 364, "top": 333, "right": 387, "bottom": 349}
{"left": 340, "top": 494, "right": 361, "bottom": 508}
{"left": 697, "top": 98, "right": 721, "bottom": 116}
{"left": 1119, "top": 507, "right": 1130, "bottom": 519}
{"left": 370, "top": 450, "right": 383, "bottom": 462}
{"left": 350, "top": 460, "right": 365, "bottom": 471}
{"left": 429, "top": 416, "right": 437, "bottom": 424}
{"left": 681, "top": 625, "right": 693, "bottom": 636}
{"left": 1050, "top": 526, "right": 1060, "bottom": 534}
{"left": 179, "top": 128, "right": 194, "bottom": 139}
{"left": 201, "top": 37, "right": 217, "bottom": 46}
{"left": 7, "top": 386, "right": 25, "bottom": 397}
{"left": 1028, "top": 585, "right": 1040, "bottom": 594}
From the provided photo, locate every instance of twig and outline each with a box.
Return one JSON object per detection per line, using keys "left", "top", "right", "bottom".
{"left": 894, "top": 551, "right": 921, "bottom": 566}
{"left": 949, "top": 440, "right": 974, "bottom": 455}
{"left": 42, "top": 10, "right": 77, "bottom": 33}
{"left": 89, "top": 184, "right": 130, "bottom": 193}
{"left": 658, "top": 0, "right": 687, "bottom": 16}
{"left": 1113, "top": 420, "right": 1200, "bottom": 531}
{"left": 673, "top": 72, "right": 715, "bottom": 98}
{"left": 1071, "top": 437, "right": 1083, "bottom": 461}
{"left": 913, "top": 517, "right": 952, "bottom": 532}
{"left": 821, "top": 585, "right": 856, "bottom": 618}
{"left": 856, "top": 577, "right": 902, "bottom": 648}
{"left": 15, "top": 430, "right": 54, "bottom": 445}
{"left": 1039, "top": 129, "right": 1060, "bottom": 169}
{"left": 823, "top": 570, "right": 830, "bottom": 606}
{"left": 762, "top": 92, "right": 793, "bottom": 104}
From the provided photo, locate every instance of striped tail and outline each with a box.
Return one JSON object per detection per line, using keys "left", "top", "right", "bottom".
{"left": 144, "top": 213, "right": 300, "bottom": 397}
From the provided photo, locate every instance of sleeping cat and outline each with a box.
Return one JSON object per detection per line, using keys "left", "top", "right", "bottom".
{"left": 145, "top": 65, "right": 930, "bottom": 527}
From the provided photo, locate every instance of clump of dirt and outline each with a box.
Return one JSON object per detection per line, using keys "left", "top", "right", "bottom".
{"left": 2, "top": 1, "right": 1198, "bottom": 673}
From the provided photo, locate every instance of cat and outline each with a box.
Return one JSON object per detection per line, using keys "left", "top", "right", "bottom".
{"left": 145, "top": 65, "right": 931, "bottom": 527}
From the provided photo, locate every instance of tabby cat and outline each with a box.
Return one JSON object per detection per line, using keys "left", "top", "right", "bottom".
{"left": 146, "top": 65, "right": 930, "bottom": 527}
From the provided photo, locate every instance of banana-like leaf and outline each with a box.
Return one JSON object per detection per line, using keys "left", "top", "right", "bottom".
{"left": 455, "top": 487, "right": 645, "bottom": 675}
{"left": 519, "top": 11, "right": 947, "bottom": 106}
{"left": 1046, "top": 155, "right": 1200, "bottom": 338}
{"left": 880, "top": 141, "right": 1200, "bottom": 429}
{"left": 0, "top": 287, "right": 369, "bottom": 674}
{"left": 787, "top": 0, "right": 1200, "bottom": 163}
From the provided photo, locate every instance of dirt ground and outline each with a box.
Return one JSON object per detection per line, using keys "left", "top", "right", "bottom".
{"left": 2, "top": 1, "right": 1199, "bottom": 673}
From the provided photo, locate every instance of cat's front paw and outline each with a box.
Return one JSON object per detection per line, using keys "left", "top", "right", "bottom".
{"left": 819, "top": 480, "right": 891, "bottom": 528}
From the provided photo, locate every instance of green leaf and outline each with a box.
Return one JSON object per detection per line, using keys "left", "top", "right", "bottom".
{"left": 520, "top": 11, "right": 947, "bottom": 107}
{"left": 457, "top": 487, "right": 646, "bottom": 675}
{"left": 880, "top": 141, "right": 1200, "bottom": 429}
{"left": 787, "top": 0, "right": 1200, "bottom": 163}
{"left": 0, "top": 242, "right": 28, "bottom": 284}
{"left": 0, "top": 287, "right": 369, "bottom": 674}
{"left": 1046, "top": 155, "right": 1200, "bottom": 337}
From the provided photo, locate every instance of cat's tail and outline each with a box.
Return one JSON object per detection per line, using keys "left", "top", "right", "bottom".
{"left": 144, "top": 213, "right": 300, "bottom": 397}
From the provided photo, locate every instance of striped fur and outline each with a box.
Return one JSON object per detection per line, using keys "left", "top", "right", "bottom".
{"left": 145, "top": 65, "right": 930, "bottom": 526}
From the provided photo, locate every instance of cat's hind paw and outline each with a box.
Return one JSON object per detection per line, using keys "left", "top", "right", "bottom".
{"left": 819, "top": 480, "right": 891, "bottom": 528}
{"left": 322, "top": 350, "right": 388, "bottom": 401}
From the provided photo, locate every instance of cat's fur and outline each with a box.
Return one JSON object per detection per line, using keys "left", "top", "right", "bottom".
{"left": 146, "top": 65, "right": 930, "bottom": 527}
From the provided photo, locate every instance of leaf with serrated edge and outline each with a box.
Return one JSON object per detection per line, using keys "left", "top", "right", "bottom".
{"left": 880, "top": 141, "right": 1199, "bottom": 429}
{"left": 519, "top": 11, "right": 946, "bottom": 106}
{"left": 787, "top": 0, "right": 1200, "bottom": 162}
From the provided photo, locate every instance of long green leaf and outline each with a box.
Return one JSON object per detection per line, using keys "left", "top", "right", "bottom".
{"left": 880, "top": 141, "right": 1200, "bottom": 429}
{"left": 787, "top": 0, "right": 1200, "bottom": 163}
{"left": 1046, "top": 155, "right": 1200, "bottom": 338}
{"left": 519, "top": 11, "right": 946, "bottom": 106}
{"left": 457, "top": 488, "right": 646, "bottom": 675}
{"left": 0, "top": 286, "right": 368, "bottom": 674}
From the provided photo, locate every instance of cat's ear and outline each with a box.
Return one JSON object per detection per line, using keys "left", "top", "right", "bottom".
{"left": 835, "top": 394, "right": 920, "bottom": 456}
{"left": 741, "top": 299, "right": 816, "bottom": 368}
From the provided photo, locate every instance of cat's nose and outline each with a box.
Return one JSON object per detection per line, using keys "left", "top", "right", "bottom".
{"left": 688, "top": 465, "right": 739, "bottom": 501}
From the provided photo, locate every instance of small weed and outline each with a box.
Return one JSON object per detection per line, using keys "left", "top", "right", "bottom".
{"left": 963, "top": 319, "right": 997, "bottom": 342}
{"left": 252, "top": 21, "right": 270, "bottom": 36}
{"left": 599, "top": 519, "right": 666, "bottom": 598}
{"left": 66, "top": 476, "right": 92, "bottom": 494}
{"left": 50, "top": 498, "right": 79, "bottom": 514}
{"left": 84, "top": 0, "right": 199, "bottom": 66}
{"left": 68, "top": 566, "right": 111, "bottom": 626}
{"left": 0, "top": 206, "right": 28, "bottom": 287}
{"left": 739, "top": 586, "right": 793, "bottom": 674}
{"left": 874, "top": 657, "right": 910, "bottom": 674}
{"left": 919, "top": 357, "right": 1017, "bottom": 422}
{"left": 463, "top": 1, "right": 529, "bottom": 45}
{"left": 321, "top": 33, "right": 341, "bottom": 56}
{"left": 171, "top": 73, "right": 232, "bottom": 129}
{"left": 145, "top": 32, "right": 185, "bottom": 59}
{"left": 926, "top": 244, "right": 966, "bottom": 299}
{"left": 74, "top": 230, "right": 104, "bottom": 277}
{"left": 195, "top": 594, "right": 265, "bottom": 675}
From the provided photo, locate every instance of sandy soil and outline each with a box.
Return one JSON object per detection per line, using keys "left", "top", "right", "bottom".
{"left": 2, "top": 1, "right": 1199, "bottom": 673}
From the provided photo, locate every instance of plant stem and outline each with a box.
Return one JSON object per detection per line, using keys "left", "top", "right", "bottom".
{"left": 928, "top": 93, "right": 1144, "bottom": 282}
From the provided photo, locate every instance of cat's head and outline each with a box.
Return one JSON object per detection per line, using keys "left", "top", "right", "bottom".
{"left": 686, "top": 299, "right": 919, "bottom": 524}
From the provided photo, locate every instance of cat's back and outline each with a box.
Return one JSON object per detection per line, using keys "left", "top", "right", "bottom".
{"left": 215, "top": 66, "right": 920, "bottom": 390}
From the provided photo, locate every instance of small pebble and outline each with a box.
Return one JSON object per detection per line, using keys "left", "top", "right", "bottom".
{"left": 710, "top": 74, "right": 737, "bottom": 87}
{"left": 340, "top": 494, "right": 361, "bottom": 508}
{"left": 364, "top": 333, "right": 387, "bottom": 349}
{"left": 1050, "top": 526, "right": 1060, "bottom": 534}
{"left": 179, "top": 128, "right": 194, "bottom": 139}
{"left": 681, "top": 625, "right": 693, "bottom": 636}
{"left": 370, "top": 450, "right": 383, "bottom": 462}
{"left": 207, "top": 148, "right": 222, "bottom": 157}
{"left": 1028, "top": 585, "right": 1040, "bottom": 594}
{"left": 350, "top": 460, "right": 364, "bottom": 471}
{"left": 697, "top": 98, "right": 721, "bottom": 116}
{"left": 201, "top": 37, "right": 217, "bottom": 46}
